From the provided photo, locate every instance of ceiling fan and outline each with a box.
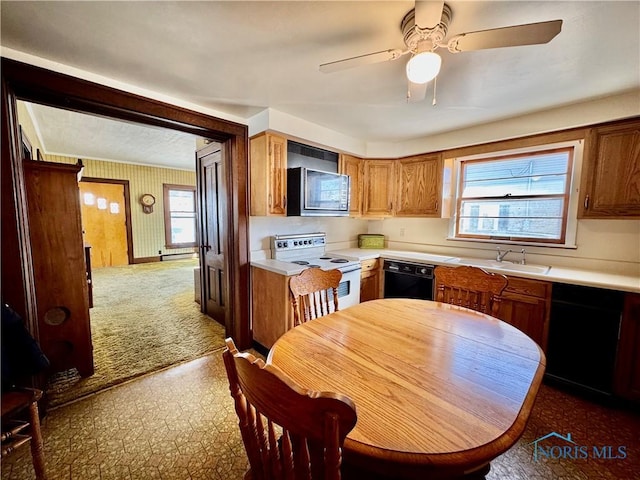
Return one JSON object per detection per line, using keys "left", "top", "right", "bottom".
{"left": 319, "top": 1, "right": 563, "bottom": 103}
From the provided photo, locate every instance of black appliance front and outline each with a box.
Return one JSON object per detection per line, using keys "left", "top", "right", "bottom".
{"left": 546, "top": 283, "right": 624, "bottom": 397}
{"left": 383, "top": 260, "right": 435, "bottom": 300}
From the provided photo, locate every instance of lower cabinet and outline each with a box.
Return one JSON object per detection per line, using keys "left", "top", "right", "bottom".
{"left": 360, "top": 259, "right": 380, "bottom": 302}
{"left": 251, "top": 266, "right": 294, "bottom": 349}
{"left": 614, "top": 293, "right": 640, "bottom": 402}
{"left": 497, "top": 276, "right": 552, "bottom": 352}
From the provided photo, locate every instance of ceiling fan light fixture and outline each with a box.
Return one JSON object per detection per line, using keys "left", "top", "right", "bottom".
{"left": 406, "top": 51, "right": 441, "bottom": 84}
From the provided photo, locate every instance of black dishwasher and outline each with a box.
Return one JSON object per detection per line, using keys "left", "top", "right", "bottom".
{"left": 383, "top": 260, "right": 435, "bottom": 300}
{"left": 546, "top": 283, "right": 624, "bottom": 396}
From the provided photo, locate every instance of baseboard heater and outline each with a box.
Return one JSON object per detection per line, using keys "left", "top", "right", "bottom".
{"left": 160, "top": 252, "right": 197, "bottom": 261}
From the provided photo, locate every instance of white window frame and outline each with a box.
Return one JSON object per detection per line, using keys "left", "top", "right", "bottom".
{"left": 447, "top": 139, "right": 584, "bottom": 248}
{"left": 163, "top": 184, "right": 197, "bottom": 248}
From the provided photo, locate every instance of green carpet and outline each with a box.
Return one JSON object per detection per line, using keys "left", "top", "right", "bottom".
{"left": 46, "top": 258, "right": 226, "bottom": 407}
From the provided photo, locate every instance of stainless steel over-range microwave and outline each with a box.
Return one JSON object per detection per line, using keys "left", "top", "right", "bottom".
{"left": 286, "top": 167, "right": 350, "bottom": 216}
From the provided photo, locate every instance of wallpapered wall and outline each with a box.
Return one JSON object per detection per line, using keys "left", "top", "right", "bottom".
{"left": 17, "top": 100, "right": 196, "bottom": 260}
{"left": 43, "top": 154, "right": 196, "bottom": 260}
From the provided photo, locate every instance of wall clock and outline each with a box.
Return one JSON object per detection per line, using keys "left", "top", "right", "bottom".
{"left": 140, "top": 193, "right": 156, "bottom": 214}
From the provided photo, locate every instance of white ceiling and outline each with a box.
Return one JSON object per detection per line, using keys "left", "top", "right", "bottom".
{"left": 24, "top": 103, "right": 201, "bottom": 169}
{"left": 2, "top": 1, "right": 639, "bottom": 170}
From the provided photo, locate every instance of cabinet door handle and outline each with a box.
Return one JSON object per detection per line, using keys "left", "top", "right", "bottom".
{"left": 269, "top": 194, "right": 272, "bottom": 207}
{"left": 583, "top": 194, "right": 590, "bottom": 210}
{"left": 435, "top": 200, "right": 439, "bottom": 211}
{"left": 283, "top": 196, "right": 287, "bottom": 208}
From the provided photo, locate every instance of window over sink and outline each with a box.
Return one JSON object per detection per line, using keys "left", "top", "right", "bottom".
{"left": 449, "top": 140, "right": 583, "bottom": 248}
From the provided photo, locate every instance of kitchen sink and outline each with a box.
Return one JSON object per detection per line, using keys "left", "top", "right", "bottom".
{"left": 498, "top": 263, "right": 551, "bottom": 274}
{"left": 446, "top": 258, "right": 505, "bottom": 268}
{"left": 445, "top": 257, "right": 551, "bottom": 275}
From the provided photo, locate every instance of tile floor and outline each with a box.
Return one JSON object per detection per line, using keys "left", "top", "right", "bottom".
{"left": 2, "top": 350, "right": 639, "bottom": 480}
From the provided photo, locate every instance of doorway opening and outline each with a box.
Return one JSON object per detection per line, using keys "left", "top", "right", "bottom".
{"left": 79, "top": 178, "right": 133, "bottom": 268}
{"left": 16, "top": 100, "right": 231, "bottom": 405}
{"left": 3, "top": 59, "right": 249, "bottom": 405}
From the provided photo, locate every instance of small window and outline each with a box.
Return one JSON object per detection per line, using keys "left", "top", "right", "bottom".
{"left": 163, "top": 184, "right": 197, "bottom": 248}
{"left": 454, "top": 147, "right": 574, "bottom": 244}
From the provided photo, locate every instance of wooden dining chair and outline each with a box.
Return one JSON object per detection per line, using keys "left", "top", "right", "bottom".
{"left": 434, "top": 265, "right": 508, "bottom": 317}
{"left": 289, "top": 268, "right": 342, "bottom": 326}
{"left": 1, "top": 388, "right": 47, "bottom": 480}
{"left": 223, "top": 338, "right": 358, "bottom": 480}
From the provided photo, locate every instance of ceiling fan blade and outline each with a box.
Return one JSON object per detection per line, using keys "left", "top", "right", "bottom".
{"left": 446, "top": 19, "right": 563, "bottom": 53}
{"left": 319, "top": 49, "right": 406, "bottom": 73}
{"left": 407, "top": 80, "right": 427, "bottom": 103}
{"left": 414, "top": 0, "right": 445, "bottom": 30}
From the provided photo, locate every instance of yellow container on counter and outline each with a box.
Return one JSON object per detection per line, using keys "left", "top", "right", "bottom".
{"left": 358, "top": 234, "right": 385, "bottom": 249}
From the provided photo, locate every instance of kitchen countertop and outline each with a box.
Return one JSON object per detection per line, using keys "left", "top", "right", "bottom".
{"left": 250, "top": 248, "right": 640, "bottom": 293}
{"left": 331, "top": 248, "right": 640, "bottom": 294}
{"left": 249, "top": 259, "right": 309, "bottom": 277}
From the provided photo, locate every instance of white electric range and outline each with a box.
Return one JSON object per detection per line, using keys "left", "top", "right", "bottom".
{"left": 270, "top": 232, "right": 361, "bottom": 308}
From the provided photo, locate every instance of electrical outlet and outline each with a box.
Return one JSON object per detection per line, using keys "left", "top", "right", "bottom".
{"left": 400, "top": 228, "right": 405, "bottom": 237}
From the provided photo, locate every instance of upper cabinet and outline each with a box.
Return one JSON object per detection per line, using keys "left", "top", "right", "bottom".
{"left": 362, "top": 160, "right": 395, "bottom": 217}
{"left": 579, "top": 118, "right": 640, "bottom": 218}
{"left": 360, "top": 155, "right": 443, "bottom": 218}
{"left": 248, "top": 131, "right": 445, "bottom": 219}
{"left": 394, "top": 153, "right": 442, "bottom": 217}
{"left": 339, "top": 154, "right": 363, "bottom": 216}
{"left": 250, "top": 133, "right": 287, "bottom": 216}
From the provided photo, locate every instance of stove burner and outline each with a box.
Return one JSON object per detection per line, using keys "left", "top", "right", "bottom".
{"left": 291, "top": 260, "right": 309, "bottom": 265}
{"left": 319, "top": 256, "right": 331, "bottom": 260}
{"left": 330, "top": 258, "right": 349, "bottom": 263}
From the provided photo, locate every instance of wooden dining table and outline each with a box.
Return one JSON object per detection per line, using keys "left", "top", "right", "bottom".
{"left": 267, "top": 298, "right": 546, "bottom": 479}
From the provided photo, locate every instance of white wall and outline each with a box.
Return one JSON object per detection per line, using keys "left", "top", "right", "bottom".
{"left": 249, "top": 214, "right": 639, "bottom": 277}
{"left": 249, "top": 217, "right": 368, "bottom": 260}
{"left": 366, "top": 217, "right": 640, "bottom": 276}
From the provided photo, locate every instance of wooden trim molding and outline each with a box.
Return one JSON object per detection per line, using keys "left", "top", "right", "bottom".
{"left": 133, "top": 256, "right": 162, "bottom": 264}
{"left": 1, "top": 58, "right": 251, "bottom": 349}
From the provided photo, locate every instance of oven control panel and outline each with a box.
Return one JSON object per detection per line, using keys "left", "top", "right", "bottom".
{"left": 272, "top": 234, "right": 326, "bottom": 252}
{"left": 383, "top": 260, "right": 434, "bottom": 278}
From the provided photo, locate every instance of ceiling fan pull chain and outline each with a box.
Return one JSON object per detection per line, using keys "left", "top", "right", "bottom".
{"left": 432, "top": 76, "right": 437, "bottom": 106}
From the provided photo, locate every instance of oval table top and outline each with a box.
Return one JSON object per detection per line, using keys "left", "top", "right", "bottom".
{"left": 267, "top": 298, "right": 546, "bottom": 478}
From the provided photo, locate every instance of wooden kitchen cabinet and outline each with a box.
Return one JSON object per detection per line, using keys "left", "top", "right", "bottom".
{"left": 360, "top": 258, "right": 381, "bottom": 302}
{"left": 579, "top": 118, "right": 640, "bottom": 218}
{"left": 394, "top": 153, "right": 442, "bottom": 217}
{"left": 362, "top": 159, "right": 395, "bottom": 217}
{"left": 497, "top": 276, "right": 551, "bottom": 352}
{"left": 24, "top": 160, "right": 94, "bottom": 377}
{"left": 614, "top": 292, "right": 640, "bottom": 402}
{"left": 251, "top": 266, "right": 294, "bottom": 349}
{"left": 250, "top": 132, "right": 287, "bottom": 216}
{"left": 339, "top": 153, "right": 363, "bottom": 216}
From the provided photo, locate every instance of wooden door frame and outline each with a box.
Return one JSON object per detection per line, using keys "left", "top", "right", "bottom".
{"left": 80, "top": 177, "right": 135, "bottom": 266}
{"left": 1, "top": 58, "right": 252, "bottom": 349}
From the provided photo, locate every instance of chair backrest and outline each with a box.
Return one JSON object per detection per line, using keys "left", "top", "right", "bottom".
{"left": 289, "top": 268, "right": 342, "bottom": 326}
{"left": 434, "top": 265, "right": 508, "bottom": 316}
{"left": 223, "top": 338, "right": 357, "bottom": 480}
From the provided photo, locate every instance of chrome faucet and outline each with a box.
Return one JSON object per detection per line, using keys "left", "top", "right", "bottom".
{"left": 496, "top": 247, "right": 512, "bottom": 262}
{"left": 520, "top": 249, "right": 527, "bottom": 265}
